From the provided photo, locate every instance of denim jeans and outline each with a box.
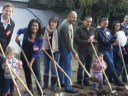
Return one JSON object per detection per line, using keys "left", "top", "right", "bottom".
{"left": 58, "top": 48, "right": 72, "bottom": 90}
{"left": 3, "top": 79, "right": 14, "bottom": 93}
{"left": 113, "top": 51, "right": 122, "bottom": 76}
{"left": 43, "top": 51, "right": 59, "bottom": 76}
{"left": 100, "top": 49, "right": 115, "bottom": 73}
{"left": 21, "top": 57, "right": 41, "bottom": 92}
{"left": 77, "top": 52, "right": 93, "bottom": 84}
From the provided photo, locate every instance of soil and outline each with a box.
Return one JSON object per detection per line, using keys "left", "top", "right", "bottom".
{"left": 14, "top": 58, "right": 128, "bottom": 96}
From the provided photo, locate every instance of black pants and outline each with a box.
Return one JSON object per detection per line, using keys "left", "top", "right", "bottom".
{"left": 77, "top": 52, "right": 93, "bottom": 84}
{"left": 22, "top": 56, "right": 41, "bottom": 92}
{"left": 0, "top": 62, "right": 4, "bottom": 96}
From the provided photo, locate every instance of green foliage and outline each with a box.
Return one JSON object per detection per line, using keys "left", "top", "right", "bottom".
{"left": 64, "top": 0, "right": 128, "bottom": 26}
{"left": 28, "top": 0, "right": 39, "bottom": 8}
{"left": 79, "top": 0, "right": 100, "bottom": 6}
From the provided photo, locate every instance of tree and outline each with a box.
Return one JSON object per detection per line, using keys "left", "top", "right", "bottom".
{"left": 64, "top": 0, "right": 128, "bottom": 27}
{"left": 28, "top": 0, "right": 39, "bottom": 8}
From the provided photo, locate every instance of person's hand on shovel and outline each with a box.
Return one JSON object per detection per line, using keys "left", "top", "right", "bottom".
{"left": 29, "top": 58, "right": 35, "bottom": 68}
{"left": 73, "top": 53, "right": 79, "bottom": 60}
{"left": 15, "top": 35, "right": 21, "bottom": 46}
{"left": 88, "top": 36, "right": 94, "bottom": 43}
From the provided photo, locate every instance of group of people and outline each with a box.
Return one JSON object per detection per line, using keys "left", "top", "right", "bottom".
{"left": 0, "top": 2, "right": 128, "bottom": 96}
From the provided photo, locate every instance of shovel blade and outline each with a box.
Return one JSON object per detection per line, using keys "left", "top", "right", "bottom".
{"left": 55, "top": 92, "right": 64, "bottom": 96}
{"left": 125, "top": 85, "right": 128, "bottom": 90}
{"left": 111, "top": 90, "right": 118, "bottom": 95}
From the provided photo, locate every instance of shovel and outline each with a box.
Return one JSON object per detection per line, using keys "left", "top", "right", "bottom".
{"left": 118, "top": 44, "right": 128, "bottom": 90}
{"left": 0, "top": 43, "right": 21, "bottom": 96}
{"left": 0, "top": 43, "right": 33, "bottom": 96}
{"left": 45, "top": 31, "right": 61, "bottom": 90}
{"left": 42, "top": 48, "right": 72, "bottom": 85}
{"left": 17, "top": 42, "right": 44, "bottom": 96}
{"left": 42, "top": 48, "right": 71, "bottom": 96}
{"left": 77, "top": 58, "right": 101, "bottom": 83}
{"left": 91, "top": 42, "right": 117, "bottom": 94}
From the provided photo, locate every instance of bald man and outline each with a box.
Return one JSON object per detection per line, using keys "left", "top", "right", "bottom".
{"left": 58, "top": 11, "right": 79, "bottom": 93}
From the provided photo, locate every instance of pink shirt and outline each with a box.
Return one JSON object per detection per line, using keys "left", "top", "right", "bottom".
{"left": 92, "top": 58, "right": 107, "bottom": 72}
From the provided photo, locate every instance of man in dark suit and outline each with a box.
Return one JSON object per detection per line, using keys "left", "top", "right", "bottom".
{"left": 0, "top": 3, "right": 15, "bottom": 96}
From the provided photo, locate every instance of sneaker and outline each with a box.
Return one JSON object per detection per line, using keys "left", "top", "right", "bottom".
{"left": 65, "top": 88, "right": 79, "bottom": 93}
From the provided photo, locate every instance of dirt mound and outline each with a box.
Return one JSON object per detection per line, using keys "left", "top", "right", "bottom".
{"left": 73, "top": 86, "right": 128, "bottom": 96}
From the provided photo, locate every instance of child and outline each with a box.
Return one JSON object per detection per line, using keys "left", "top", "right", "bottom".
{"left": 92, "top": 52, "right": 107, "bottom": 91}
{"left": 2, "top": 47, "right": 22, "bottom": 96}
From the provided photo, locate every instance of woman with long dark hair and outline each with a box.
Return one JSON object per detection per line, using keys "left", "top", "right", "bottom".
{"left": 111, "top": 20, "right": 122, "bottom": 77}
{"left": 15, "top": 19, "right": 44, "bottom": 95}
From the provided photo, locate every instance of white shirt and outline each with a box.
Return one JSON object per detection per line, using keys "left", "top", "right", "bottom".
{"left": 1, "top": 14, "right": 11, "bottom": 29}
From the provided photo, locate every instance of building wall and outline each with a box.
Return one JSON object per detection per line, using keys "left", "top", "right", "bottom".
{"left": 9, "top": 0, "right": 30, "bottom": 2}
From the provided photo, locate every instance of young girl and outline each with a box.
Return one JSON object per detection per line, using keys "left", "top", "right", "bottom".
{"left": 2, "top": 47, "right": 22, "bottom": 96}
{"left": 92, "top": 52, "right": 107, "bottom": 91}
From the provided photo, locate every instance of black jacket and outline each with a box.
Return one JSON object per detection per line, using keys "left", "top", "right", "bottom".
{"left": 74, "top": 25, "right": 97, "bottom": 53}
{"left": 0, "top": 14, "right": 15, "bottom": 52}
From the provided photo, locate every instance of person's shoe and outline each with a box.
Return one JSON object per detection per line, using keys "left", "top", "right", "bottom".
{"left": 83, "top": 78, "right": 90, "bottom": 86}
{"left": 111, "top": 71, "right": 125, "bottom": 86}
{"left": 10, "top": 92, "right": 15, "bottom": 96}
{"left": 76, "top": 81, "right": 82, "bottom": 85}
{"left": 57, "top": 83, "right": 64, "bottom": 87}
{"left": 42, "top": 75, "right": 49, "bottom": 89}
{"left": 50, "top": 86, "right": 57, "bottom": 92}
{"left": 115, "top": 82, "right": 125, "bottom": 86}
{"left": 122, "top": 78, "right": 128, "bottom": 83}
{"left": 108, "top": 73, "right": 114, "bottom": 83}
{"left": 65, "top": 88, "right": 79, "bottom": 93}
{"left": 50, "top": 76, "right": 58, "bottom": 92}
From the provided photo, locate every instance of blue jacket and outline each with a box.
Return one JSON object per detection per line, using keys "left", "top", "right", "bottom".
{"left": 17, "top": 28, "right": 44, "bottom": 59}
{"left": 97, "top": 28, "right": 116, "bottom": 51}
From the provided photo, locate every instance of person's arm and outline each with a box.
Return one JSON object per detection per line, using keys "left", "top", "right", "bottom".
{"left": 92, "top": 59, "right": 100, "bottom": 70}
{"left": 0, "top": 53, "right": 6, "bottom": 63}
{"left": 63, "top": 25, "right": 75, "bottom": 53}
{"left": 15, "top": 28, "right": 27, "bottom": 43}
{"left": 29, "top": 57, "right": 35, "bottom": 68}
{"left": 102, "top": 60, "right": 107, "bottom": 70}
